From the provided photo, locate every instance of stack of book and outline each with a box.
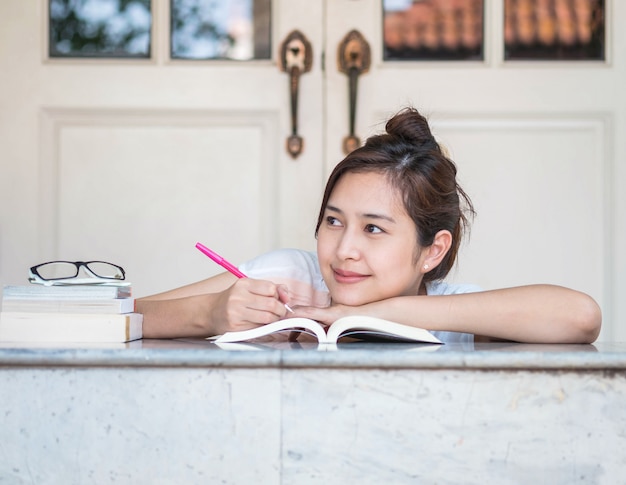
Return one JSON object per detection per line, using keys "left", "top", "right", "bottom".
{"left": 0, "top": 285, "right": 142, "bottom": 343}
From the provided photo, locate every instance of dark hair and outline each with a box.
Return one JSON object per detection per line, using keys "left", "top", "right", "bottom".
{"left": 315, "top": 107, "right": 475, "bottom": 282}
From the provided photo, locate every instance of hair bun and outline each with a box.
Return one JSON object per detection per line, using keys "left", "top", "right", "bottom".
{"left": 385, "top": 107, "right": 437, "bottom": 149}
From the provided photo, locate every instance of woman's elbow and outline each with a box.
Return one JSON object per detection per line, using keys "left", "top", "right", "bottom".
{"left": 573, "top": 293, "right": 602, "bottom": 343}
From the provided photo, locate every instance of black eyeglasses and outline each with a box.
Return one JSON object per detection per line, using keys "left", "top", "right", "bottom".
{"left": 29, "top": 261, "right": 126, "bottom": 286}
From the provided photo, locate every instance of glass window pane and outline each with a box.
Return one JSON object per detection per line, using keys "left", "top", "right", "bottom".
{"left": 504, "top": 0, "right": 605, "bottom": 60}
{"left": 49, "top": 0, "right": 152, "bottom": 58}
{"left": 171, "top": 0, "right": 271, "bottom": 60}
{"left": 383, "top": 0, "right": 484, "bottom": 61}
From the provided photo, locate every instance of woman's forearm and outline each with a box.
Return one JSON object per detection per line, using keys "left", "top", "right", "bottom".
{"left": 370, "top": 285, "right": 601, "bottom": 343}
{"left": 139, "top": 273, "right": 237, "bottom": 301}
{"left": 136, "top": 273, "right": 238, "bottom": 338}
{"left": 136, "top": 294, "right": 217, "bottom": 339}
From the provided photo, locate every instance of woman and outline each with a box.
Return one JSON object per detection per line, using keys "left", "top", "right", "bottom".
{"left": 137, "top": 108, "right": 601, "bottom": 343}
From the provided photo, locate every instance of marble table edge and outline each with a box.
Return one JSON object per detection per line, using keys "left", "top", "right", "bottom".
{"left": 1, "top": 347, "right": 625, "bottom": 370}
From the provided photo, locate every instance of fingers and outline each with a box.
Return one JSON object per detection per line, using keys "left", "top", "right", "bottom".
{"left": 242, "top": 278, "right": 280, "bottom": 299}
{"left": 229, "top": 279, "right": 291, "bottom": 323}
{"left": 277, "top": 285, "right": 294, "bottom": 313}
{"left": 246, "top": 280, "right": 290, "bottom": 313}
{"left": 289, "top": 304, "right": 343, "bottom": 326}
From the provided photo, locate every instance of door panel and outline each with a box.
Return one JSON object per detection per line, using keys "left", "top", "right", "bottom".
{"left": 40, "top": 108, "right": 282, "bottom": 294}
{"left": 434, "top": 114, "right": 607, "bottom": 295}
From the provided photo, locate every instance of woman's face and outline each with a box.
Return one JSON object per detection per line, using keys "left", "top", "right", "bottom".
{"left": 317, "top": 171, "right": 426, "bottom": 306}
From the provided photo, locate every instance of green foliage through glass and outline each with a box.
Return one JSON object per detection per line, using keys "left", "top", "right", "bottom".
{"left": 49, "top": 0, "right": 151, "bottom": 58}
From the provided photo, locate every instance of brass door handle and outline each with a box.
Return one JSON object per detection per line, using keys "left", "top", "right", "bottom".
{"left": 337, "top": 30, "right": 371, "bottom": 154}
{"left": 278, "top": 30, "right": 313, "bottom": 159}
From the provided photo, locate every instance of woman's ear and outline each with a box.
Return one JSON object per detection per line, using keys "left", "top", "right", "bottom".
{"left": 421, "top": 230, "right": 452, "bottom": 273}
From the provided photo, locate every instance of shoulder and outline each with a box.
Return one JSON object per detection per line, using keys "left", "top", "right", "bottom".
{"left": 426, "top": 280, "right": 482, "bottom": 295}
{"left": 239, "top": 249, "right": 329, "bottom": 306}
{"left": 239, "top": 248, "right": 324, "bottom": 286}
{"left": 239, "top": 248, "right": 318, "bottom": 273}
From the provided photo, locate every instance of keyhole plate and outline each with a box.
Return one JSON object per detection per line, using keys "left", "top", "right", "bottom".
{"left": 279, "top": 30, "right": 312, "bottom": 73}
{"left": 337, "top": 30, "right": 371, "bottom": 75}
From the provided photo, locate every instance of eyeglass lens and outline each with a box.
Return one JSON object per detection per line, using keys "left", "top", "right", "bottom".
{"left": 85, "top": 262, "right": 124, "bottom": 278}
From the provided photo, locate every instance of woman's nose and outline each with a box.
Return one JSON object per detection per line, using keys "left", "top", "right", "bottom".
{"left": 335, "top": 231, "right": 361, "bottom": 260}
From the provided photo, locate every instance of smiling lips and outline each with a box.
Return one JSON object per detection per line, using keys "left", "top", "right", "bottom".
{"left": 332, "top": 267, "right": 370, "bottom": 284}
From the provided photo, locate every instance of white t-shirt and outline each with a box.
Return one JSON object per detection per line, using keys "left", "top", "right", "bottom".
{"left": 239, "top": 248, "right": 479, "bottom": 344}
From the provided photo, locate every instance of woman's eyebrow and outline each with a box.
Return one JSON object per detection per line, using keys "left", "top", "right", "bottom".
{"left": 362, "top": 212, "right": 396, "bottom": 223}
{"left": 326, "top": 204, "right": 342, "bottom": 214}
{"left": 326, "top": 204, "right": 396, "bottom": 223}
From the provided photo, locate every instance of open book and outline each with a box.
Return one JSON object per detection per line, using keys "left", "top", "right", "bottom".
{"left": 210, "top": 315, "right": 442, "bottom": 345}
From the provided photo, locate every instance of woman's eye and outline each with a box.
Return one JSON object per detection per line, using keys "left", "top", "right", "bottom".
{"left": 365, "top": 224, "right": 383, "bottom": 234}
{"left": 326, "top": 216, "right": 341, "bottom": 226}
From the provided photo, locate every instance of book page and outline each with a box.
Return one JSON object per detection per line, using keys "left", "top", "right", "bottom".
{"left": 327, "top": 316, "right": 442, "bottom": 344}
{"left": 211, "top": 318, "right": 327, "bottom": 344}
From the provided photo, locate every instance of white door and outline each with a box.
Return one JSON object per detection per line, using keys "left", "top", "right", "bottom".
{"left": 1, "top": 1, "right": 623, "bottom": 341}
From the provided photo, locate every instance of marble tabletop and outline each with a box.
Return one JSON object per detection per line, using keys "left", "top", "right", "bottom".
{"left": 1, "top": 339, "right": 625, "bottom": 369}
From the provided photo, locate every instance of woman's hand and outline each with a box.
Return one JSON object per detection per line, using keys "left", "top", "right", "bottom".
{"left": 289, "top": 303, "right": 351, "bottom": 326}
{"left": 209, "top": 278, "right": 292, "bottom": 335}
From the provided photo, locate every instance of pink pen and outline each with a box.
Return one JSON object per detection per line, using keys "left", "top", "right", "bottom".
{"left": 195, "top": 242, "right": 293, "bottom": 312}
{"left": 196, "top": 242, "right": 247, "bottom": 278}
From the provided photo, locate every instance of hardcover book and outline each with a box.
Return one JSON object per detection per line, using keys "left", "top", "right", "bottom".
{"left": 2, "top": 285, "right": 131, "bottom": 300}
{"left": 0, "top": 312, "right": 143, "bottom": 343}
{"left": 1, "top": 298, "right": 135, "bottom": 314}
